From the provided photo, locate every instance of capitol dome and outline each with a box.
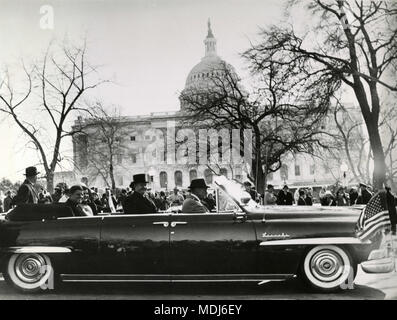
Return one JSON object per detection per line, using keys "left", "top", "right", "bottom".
{"left": 182, "top": 20, "right": 239, "bottom": 90}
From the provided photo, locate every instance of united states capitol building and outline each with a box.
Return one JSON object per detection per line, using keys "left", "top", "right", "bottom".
{"left": 56, "top": 21, "right": 363, "bottom": 192}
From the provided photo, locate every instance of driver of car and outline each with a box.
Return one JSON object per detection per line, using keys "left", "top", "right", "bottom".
{"left": 182, "top": 178, "right": 209, "bottom": 213}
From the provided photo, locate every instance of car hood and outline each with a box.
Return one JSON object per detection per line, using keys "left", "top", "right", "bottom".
{"left": 245, "top": 205, "right": 364, "bottom": 239}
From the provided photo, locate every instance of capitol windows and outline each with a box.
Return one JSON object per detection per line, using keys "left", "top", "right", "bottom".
{"left": 295, "top": 165, "right": 301, "bottom": 176}
{"left": 159, "top": 171, "right": 168, "bottom": 188}
{"left": 189, "top": 169, "right": 197, "bottom": 182}
{"left": 130, "top": 136, "right": 136, "bottom": 141}
{"left": 310, "top": 164, "right": 315, "bottom": 175}
{"left": 131, "top": 154, "right": 137, "bottom": 164}
{"left": 174, "top": 171, "right": 183, "bottom": 187}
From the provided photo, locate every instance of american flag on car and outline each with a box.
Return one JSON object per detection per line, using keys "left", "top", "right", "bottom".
{"left": 356, "top": 191, "right": 391, "bottom": 242}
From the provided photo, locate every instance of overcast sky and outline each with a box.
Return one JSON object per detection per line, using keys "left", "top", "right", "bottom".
{"left": 0, "top": 0, "right": 293, "bottom": 182}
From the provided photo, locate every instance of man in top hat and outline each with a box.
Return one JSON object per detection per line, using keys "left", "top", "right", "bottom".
{"left": 13, "top": 166, "right": 40, "bottom": 205}
{"left": 124, "top": 174, "right": 157, "bottom": 214}
{"left": 182, "top": 178, "right": 209, "bottom": 213}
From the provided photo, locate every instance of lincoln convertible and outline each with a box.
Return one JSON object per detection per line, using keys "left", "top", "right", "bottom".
{"left": 0, "top": 176, "right": 389, "bottom": 293}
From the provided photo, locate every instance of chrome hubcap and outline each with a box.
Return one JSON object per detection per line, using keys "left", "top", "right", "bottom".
{"left": 310, "top": 250, "right": 344, "bottom": 282}
{"left": 15, "top": 254, "right": 46, "bottom": 283}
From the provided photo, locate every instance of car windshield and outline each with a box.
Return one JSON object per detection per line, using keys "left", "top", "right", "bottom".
{"left": 213, "top": 175, "right": 258, "bottom": 213}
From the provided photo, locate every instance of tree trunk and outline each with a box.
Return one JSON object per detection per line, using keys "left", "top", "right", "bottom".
{"left": 253, "top": 127, "right": 265, "bottom": 195}
{"left": 109, "top": 163, "right": 116, "bottom": 191}
{"left": 368, "top": 126, "right": 387, "bottom": 190}
{"left": 46, "top": 171, "right": 54, "bottom": 194}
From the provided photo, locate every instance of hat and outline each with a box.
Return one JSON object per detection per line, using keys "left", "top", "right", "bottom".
{"left": 24, "top": 166, "right": 40, "bottom": 177}
{"left": 188, "top": 178, "right": 209, "bottom": 190}
{"left": 243, "top": 181, "right": 252, "bottom": 187}
{"left": 130, "top": 174, "right": 149, "bottom": 187}
{"left": 359, "top": 183, "right": 370, "bottom": 188}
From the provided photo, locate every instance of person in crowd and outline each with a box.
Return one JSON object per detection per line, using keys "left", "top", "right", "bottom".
{"left": 13, "top": 166, "right": 40, "bottom": 205}
{"left": 117, "top": 189, "right": 128, "bottom": 209}
{"left": 92, "top": 192, "right": 105, "bottom": 212}
{"left": 58, "top": 185, "right": 70, "bottom": 203}
{"left": 322, "top": 190, "right": 336, "bottom": 206}
{"left": 4, "top": 190, "right": 13, "bottom": 212}
{"left": 0, "top": 198, "right": 3, "bottom": 213}
{"left": 264, "top": 184, "right": 277, "bottom": 205}
{"left": 82, "top": 187, "right": 97, "bottom": 215}
{"left": 319, "top": 187, "right": 328, "bottom": 206}
{"left": 349, "top": 187, "right": 359, "bottom": 205}
{"left": 305, "top": 188, "right": 313, "bottom": 206}
{"left": 63, "top": 185, "right": 87, "bottom": 216}
{"left": 124, "top": 174, "right": 157, "bottom": 214}
{"left": 297, "top": 189, "right": 306, "bottom": 205}
{"left": 335, "top": 187, "right": 348, "bottom": 206}
{"left": 356, "top": 183, "right": 373, "bottom": 205}
{"left": 51, "top": 185, "right": 63, "bottom": 203}
{"left": 38, "top": 187, "right": 53, "bottom": 204}
{"left": 168, "top": 187, "right": 184, "bottom": 206}
{"left": 182, "top": 178, "right": 210, "bottom": 213}
{"left": 243, "top": 181, "right": 257, "bottom": 201}
{"left": 154, "top": 191, "right": 168, "bottom": 211}
{"left": 203, "top": 193, "right": 216, "bottom": 211}
{"left": 277, "top": 185, "right": 294, "bottom": 205}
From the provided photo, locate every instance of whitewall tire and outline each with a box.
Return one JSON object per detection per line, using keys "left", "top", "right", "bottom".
{"left": 301, "top": 245, "right": 356, "bottom": 292}
{"left": 4, "top": 253, "right": 53, "bottom": 293}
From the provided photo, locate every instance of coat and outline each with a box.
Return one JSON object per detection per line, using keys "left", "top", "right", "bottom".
{"left": 182, "top": 194, "right": 209, "bottom": 213}
{"left": 124, "top": 192, "right": 157, "bottom": 214}
{"left": 277, "top": 191, "right": 294, "bottom": 205}
{"left": 13, "top": 179, "right": 39, "bottom": 205}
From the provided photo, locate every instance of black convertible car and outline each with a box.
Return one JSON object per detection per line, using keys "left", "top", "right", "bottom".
{"left": 0, "top": 176, "right": 390, "bottom": 293}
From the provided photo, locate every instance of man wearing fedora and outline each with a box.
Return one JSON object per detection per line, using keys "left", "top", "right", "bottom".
{"left": 356, "top": 183, "right": 373, "bottom": 205}
{"left": 124, "top": 174, "right": 157, "bottom": 214}
{"left": 182, "top": 178, "right": 210, "bottom": 213}
{"left": 13, "top": 166, "right": 40, "bottom": 205}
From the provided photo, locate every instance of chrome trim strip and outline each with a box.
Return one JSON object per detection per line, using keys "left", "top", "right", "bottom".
{"left": 259, "top": 237, "right": 371, "bottom": 246}
{"left": 60, "top": 273, "right": 295, "bottom": 283}
{"left": 5, "top": 246, "right": 72, "bottom": 253}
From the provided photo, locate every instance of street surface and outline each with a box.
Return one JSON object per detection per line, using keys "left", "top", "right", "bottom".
{"left": 0, "top": 263, "right": 396, "bottom": 300}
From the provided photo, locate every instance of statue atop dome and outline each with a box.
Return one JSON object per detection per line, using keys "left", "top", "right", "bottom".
{"left": 204, "top": 18, "right": 217, "bottom": 57}
{"left": 207, "top": 18, "right": 214, "bottom": 38}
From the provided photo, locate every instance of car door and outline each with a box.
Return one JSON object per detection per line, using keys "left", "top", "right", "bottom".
{"left": 168, "top": 212, "right": 257, "bottom": 278}
{"left": 100, "top": 214, "right": 171, "bottom": 277}
{"left": 28, "top": 216, "right": 103, "bottom": 275}
{"left": 251, "top": 211, "right": 304, "bottom": 275}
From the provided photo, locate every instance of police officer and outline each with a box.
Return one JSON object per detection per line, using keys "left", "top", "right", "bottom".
{"left": 182, "top": 178, "right": 209, "bottom": 213}
{"left": 124, "top": 174, "right": 157, "bottom": 214}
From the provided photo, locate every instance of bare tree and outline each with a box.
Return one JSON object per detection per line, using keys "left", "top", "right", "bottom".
{"left": 180, "top": 61, "right": 332, "bottom": 194}
{"left": 244, "top": 0, "right": 397, "bottom": 189}
{"left": 0, "top": 40, "right": 107, "bottom": 192}
{"left": 76, "top": 103, "right": 127, "bottom": 190}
